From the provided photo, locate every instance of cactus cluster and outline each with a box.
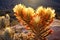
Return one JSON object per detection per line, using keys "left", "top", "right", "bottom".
{"left": 13, "top": 4, "right": 56, "bottom": 40}
{"left": 0, "top": 3, "right": 56, "bottom": 40}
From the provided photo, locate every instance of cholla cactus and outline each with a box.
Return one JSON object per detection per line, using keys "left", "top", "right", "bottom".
{"left": 13, "top": 4, "right": 55, "bottom": 40}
